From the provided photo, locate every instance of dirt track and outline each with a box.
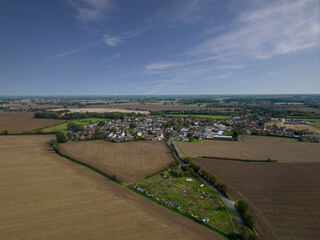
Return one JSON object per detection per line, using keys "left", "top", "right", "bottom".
{"left": 60, "top": 140, "right": 174, "bottom": 183}
{"left": 0, "top": 135, "right": 222, "bottom": 240}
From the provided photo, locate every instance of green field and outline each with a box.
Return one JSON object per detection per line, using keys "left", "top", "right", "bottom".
{"left": 31, "top": 118, "right": 107, "bottom": 133}
{"left": 222, "top": 131, "right": 233, "bottom": 136}
{"left": 130, "top": 171, "right": 234, "bottom": 235}
{"left": 171, "top": 114, "right": 232, "bottom": 119}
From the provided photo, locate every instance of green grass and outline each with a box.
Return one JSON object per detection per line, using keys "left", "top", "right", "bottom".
{"left": 31, "top": 118, "right": 108, "bottom": 133}
{"left": 222, "top": 131, "right": 233, "bottom": 136}
{"left": 171, "top": 114, "right": 232, "bottom": 119}
{"left": 131, "top": 171, "right": 234, "bottom": 235}
{"left": 306, "top": 133, "right": 320, "bottom": 137}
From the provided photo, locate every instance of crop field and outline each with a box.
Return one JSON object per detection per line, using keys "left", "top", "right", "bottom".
{"left": 0, "top": 111, "right": 65, "bottom": 134}
{"left": 174, "top": 135, "right": 320, "bottom": 162}
{"left": 193, "top": 158, "right": 320, "bottom": 240}
{"left": 0, "top": 135, "right": 222, "bottom": 240}
{"left": 60, "top": 140, "right": 174, "bottom": 183}
{"left": 131, "top": 171, "right": 234, "bottom": 236}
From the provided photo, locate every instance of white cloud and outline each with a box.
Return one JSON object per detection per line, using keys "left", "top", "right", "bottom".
{"left": 191, "top": 0, "right": 319, "bottom": 59}
{"left": 69, "top": 0, "right": 114, "bottom": 23}
{"left": 52, "top": 49, "right": 79, "bottom": 59}
{"left": 104, "top": 34, "right": 124, "bottom": 46}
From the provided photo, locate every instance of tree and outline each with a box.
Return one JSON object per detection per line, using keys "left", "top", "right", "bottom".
{"left": 243, "top": 213, "right": 255, "bottom": 230}
{"left": 129, "top": 122, "right": 137, "bottom": 129}
{"left": 236, "top": 200, "right": 249, "bottom": 215}
{"left": 216, "top": 183, "right": 228, "bottom": 196}
{"left": 233, "top": 130, "right": 240, "bottom": 140}
{"left": 67, "top": 122, "right": 84, "bottom": 132}
{"left": 56, "top": 132, "right": 67, "bottom": 143}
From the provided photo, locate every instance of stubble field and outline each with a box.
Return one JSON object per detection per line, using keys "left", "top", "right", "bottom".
{"left": 60, "top": 140, "right": 174, "bottom": 183}
{"left": 0, "top": 135, "right": 222, "bottom": 240}
{"left": 0, "top": 111, "right": 66, "bottom": 133}
{"left": 193, "top": 158, "right": 320, "bottom": 240}
{"left": 174, "top": 135, "right": 320, "bottom": 162}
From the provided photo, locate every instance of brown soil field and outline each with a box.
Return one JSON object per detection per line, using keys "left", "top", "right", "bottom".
{"left": 174, "top": 135, "right": 320, "bottom": 162}
{"left": 60, "top": 140, "right": 174, "bottom": 183}
{"left": 193, "top": 158, "right": 320, "bottom": 240}
{"left": 0, "top": 135, "right": 222, "bottom": 240}
{"left": 51, "top": 107, "right": 149, "bottom": 114}
{"left": 87, "top": 103, "right": 237, "bottom": 112}
{"left": 0, "top": 111, "right": 66, "bottom": 134}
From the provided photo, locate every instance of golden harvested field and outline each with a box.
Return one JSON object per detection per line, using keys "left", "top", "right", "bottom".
{"left": 174, "top": 135, "right": 320, "bottom": 162}
{"left": 0, "top": 135, "right": 222, "bottom": 240}
{"left": 60, "top": 140, "right": 174, "bottom": 183}
{"left": 0, "top": 111, "right": 66, "bottom": 133}
{"left": 193, "top": 158, "right": 320, "bottom": 240}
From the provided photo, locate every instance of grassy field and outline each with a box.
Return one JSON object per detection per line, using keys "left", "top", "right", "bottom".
{"left": 170, "top": 114, "right": 232, "bottom": 119}
{"left": 0, "top": 135, "right": 222, "bottom": 240}
{"left": 131, "top": 171, "right": 234, "bottom": 236}
{"left": 33, "top": 118, "right": 106, "bottom": 133}
{"left": 174, "top": 135, "right": 320, "bottom": 162}
{"left": 51, "top": 107, "right": 149, "bottom": 114}
{"left": 193, "top": 158, "right": 320, "bottom": 240}
{"left": 0, "top": 111, "right": 65, "bottom": 134}
{"left": 60, "top": 140, "right": 174, "bottom": 183}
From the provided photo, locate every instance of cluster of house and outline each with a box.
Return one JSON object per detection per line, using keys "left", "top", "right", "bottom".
{"left": 64, "top": 115, "right": 239, "bottom": 142}
{"left": 246, "top": 122, "right": 298, "bottom": 137}
{"left": 64, "top": 116, "right": 166, "bottom": 142}
{"left": 299, "top": 135, "right": 320, "bottom": 142}
{"left": 175, "top": 122, "right": 234, "bottom": 141}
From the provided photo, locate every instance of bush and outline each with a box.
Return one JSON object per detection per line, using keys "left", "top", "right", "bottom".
{"left": 216, "top": 183, "right": 228, "bottom": 196}
{"left": 236, "top": 200, "right": 249, "bottom": 215}
{"left": 243, "top": 213, "right": 255, "bottom": 230}
{"left": 56, "top": 132, "right": 67, "bottom": 143}
{"left": 190, "top": 162, "right": 201, "bottom": 173}
{"left": 239, "top": 227, "right": 260, "bottom": 240}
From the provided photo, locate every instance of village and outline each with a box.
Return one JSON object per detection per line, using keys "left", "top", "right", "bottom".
{"left": 62, "top": 115, "right": 320, "bottom": 143}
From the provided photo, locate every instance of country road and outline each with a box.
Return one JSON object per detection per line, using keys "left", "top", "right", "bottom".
{"left": 167, "top": 136, "right": 246, "bottom": 228}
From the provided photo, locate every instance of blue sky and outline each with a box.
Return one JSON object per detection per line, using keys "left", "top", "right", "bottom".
{"left": 0, "top": 0, "right": 319, "bottom": 95}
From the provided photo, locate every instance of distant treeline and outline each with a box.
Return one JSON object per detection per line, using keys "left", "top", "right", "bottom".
{"left": 34, "top": 111, "right": 146, "bottom": 120}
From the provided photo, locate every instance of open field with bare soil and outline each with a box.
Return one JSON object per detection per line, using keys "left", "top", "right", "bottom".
{"left": 0, "top": 135, "right": 222, "bottom": 240}
{"left": 0, "top": 111, "right": 66, "bottom": 133}
{"left": 51, "top": 107, "right": 149, "bottom": 114}
{"left": 193, "top": 158, "right": 320, "bottom": 240}
{"left": 60, "top": 140, "right": 174, "bottom": 183}
{"left": 174, "top": 135, "right": 320, "bottom": 162}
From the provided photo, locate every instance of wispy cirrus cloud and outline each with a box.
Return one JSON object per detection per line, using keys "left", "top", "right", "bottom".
{"left": 69, "top": 0, "right": 115, "bottom": 23}
{"left": 191, "top": 0, "right": 319, "bottom": 59}
{"left": 143, "top": 0, "right": 319, "bottom": 91}
{"left": 52, "top": 49, "right": 79, "bottom": 59}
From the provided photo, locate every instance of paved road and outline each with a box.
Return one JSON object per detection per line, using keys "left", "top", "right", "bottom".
{"left": 167, "top": 136, "right": 246, "bottom": 228}
{"left": 199, "top": 176, "right": 246, "bottom": 228}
